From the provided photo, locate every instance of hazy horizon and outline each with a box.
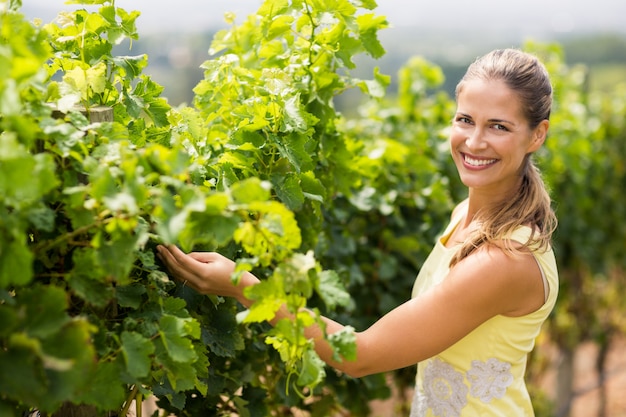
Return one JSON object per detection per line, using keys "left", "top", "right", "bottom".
{"left": 21, "top": 0, "right": 626, "bottom": 38}
{"left": 17, "top": 1, "right": 626, "bottom": 107}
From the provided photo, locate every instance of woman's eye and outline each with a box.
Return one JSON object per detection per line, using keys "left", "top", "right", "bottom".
{"left": 493, "top": 124, "right": 508, "bottom": 131}
{"left": 456, "top": 116, "right": 471, "bottom": 124}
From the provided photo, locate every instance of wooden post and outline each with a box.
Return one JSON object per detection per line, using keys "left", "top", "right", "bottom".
{"left": 51, "top": 105, "right": 114, "bottom": 123}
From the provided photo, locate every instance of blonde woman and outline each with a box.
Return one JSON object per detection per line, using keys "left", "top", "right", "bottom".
{"left": 158, "top": 48, "right": 558, "bottom": 417}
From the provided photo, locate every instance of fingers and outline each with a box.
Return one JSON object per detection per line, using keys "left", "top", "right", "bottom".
{"left": 156, "top": 245, "right": 225, "bottom": 294}
{"left": 155, "top": 245, "right": 238, "bottom": 297}
{"left": 188, "top": 251, "right": 220, "bottom": 263}
{"left": 160, "top": 245, "right": 218, "bottom": 267}
{"left": 156, "top": 245, "right": 196, "bottom": 284}
{"left": 155, "top": 245, "right": 178, "bottom": 269}
{"left": 158, "top": 245, "right": 197, "bottom": 272}
{"left": 161, "top": 244, "right": 188, "bottom": 263}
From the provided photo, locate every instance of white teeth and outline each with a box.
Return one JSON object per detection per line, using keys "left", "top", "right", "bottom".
{"left": 464, "top": 155, "right": 497, "bottom": 166}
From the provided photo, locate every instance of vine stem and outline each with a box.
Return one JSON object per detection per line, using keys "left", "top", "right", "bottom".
{"left": 302, "top": 0, "right": 318, "bottom": 92}
{"left": 136, "top": 391, "right": 143, "bottom": 417}
{"left": 32, "top": 217, "right": 112, "bottom": 255}
{"left": 119, "top": 385, "right": 139, "bottom": 417}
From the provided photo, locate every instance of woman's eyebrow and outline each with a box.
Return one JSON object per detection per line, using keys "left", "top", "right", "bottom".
{"left": 488, "top": 118, "right": 516, "bottom": 126}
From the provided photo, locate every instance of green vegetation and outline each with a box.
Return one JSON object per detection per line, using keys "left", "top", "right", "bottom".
{"left": 101, "top": 24, "right": 626, "bottom": 107}
{"left": 1, "top": 1, "right": 625, "bottom": 416}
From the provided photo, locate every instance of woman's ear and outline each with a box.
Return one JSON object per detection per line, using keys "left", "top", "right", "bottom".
{"left": 527, "top": 119, "right": 549, "bottom": 153}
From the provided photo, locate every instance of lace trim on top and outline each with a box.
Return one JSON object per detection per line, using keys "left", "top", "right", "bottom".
{"left": 410, "top": 357, "right": 514, "bottom": 417}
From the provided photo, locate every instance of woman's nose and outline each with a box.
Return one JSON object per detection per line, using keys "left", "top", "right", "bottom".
{"left": 465, "top": 128, "right": 487, "bottom": 150}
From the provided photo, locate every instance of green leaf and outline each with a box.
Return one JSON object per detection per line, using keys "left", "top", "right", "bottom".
{"left": 93, "top": 231, "right": 140, "bottom": 283}
{"left": 183, "top": 214, "right": 239, "bottom": 248}
{"left": 116, "top": 284, "right": 147, "bottom": 309}
{"left": 68, "top": 249, "right": 114, "bottom": 307}
{"left": 272, "top": 132, "right": 314, "bottom": 173}
{"left": 7, "top": 0, "right": 22, "bottom": 12}
{"left": 299, "top": 171, "right": 326, "bottom": 202}
{"left": 25, "top": 204, "right": 56, "bottom": 232}
{"left": 241, "top": 201, "right": 302, "bottom": 262}
{"left": 281, "top": 94, "right": 309, "bottom": 132}
{"left": 271, "top": 173, "right": 305, "bottom": 211}
{"left": 89, "top": 162, "right": 118, "bottom": 200}
{"left": 121, "top": 331, "right": 155, "bottom": 378}
{"left": 99, "top": 5, "right": 117, "bottom": 25}
{"left": 159, "top": 315, "right": 198, "bottom": 363}
{"left": 144, "top": 96, "right": 171, "bottom": 127}
{"left": 240, "top": 278, "right": 284, "bottom": 324}
{"left": 153, "top": 192, "right": 187, "bottom": 245}
{"left": 123, "top": 90, "right": 144, "bottom": 118}
{"left": 132, "top": 77, "right": 171, "bottom": 126}
{"left": 0, "top": 238, "right": 33, "bottom": 287}
{"left": 0, "top": 400, "right": 16, "bottom": 417}
{"left": 37, "top": 319, "right": 98, "bottom": 411}
{"left": 154, "top": 343, "right": 198, "bottom": 392}
{"left": 316, "top": 270, "right": 351, "bottom": 309}
{"left": 163, "top": 296, "right": 193, "bottom": 319}
{"left": 358, "top": 66, "right": 390, "bottom": 98}
{"left": 296, "top": 349, "right": 325, "bottom": 388}
{"left": 62, "top": 66, "right": 89, "bottom": 101}
{"left": 357, "top": 13, "right": 388, "bottom": 59}
{"left": 0, "top": 79, "right": 21, "bottom": 116}
{"left": 258, "top": 0, "right": 290, "bottom": 20}
{"left": 0, "top": 343, "right": 48, "bottom": 407}
{"left": 0, "top": 305, "right": 18, "bottom": 338}
{"left": 86, "top": 61, "right": 107, "bottom": 94}
{"left": 267, "top": 15, "right": 295, "bottom": 40}
{"left": 276, "top": 251, "right": 317, "bottom": 297}
{"left": 118, "top": 8, "right": 141, "bottom": 38}
{"left": 230, "top": 177, "right": 271, "bottom": 204}
{"left": 65, "top": 0, "right": 108, "bottom": 5}
{"left": 201, "top": 305, "right": 245, "bottom": 357}
{"left": 0, "top": 133, "right": 58, "bottom": 206}
{"left": 19, "top": 286, "right": 69, "bottom": 339}
{"left": 75, "top": 361, "right": 127, "bottom": 410}
{"left": 328, "top": 326, "right": 357, "bottom": 362}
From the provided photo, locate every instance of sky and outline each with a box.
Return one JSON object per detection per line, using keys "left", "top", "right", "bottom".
{"left": 20, "top": 0, "right": 626, "bottom": 37}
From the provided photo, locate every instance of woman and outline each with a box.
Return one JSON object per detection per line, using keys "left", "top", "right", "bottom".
{"left": 157, "top": 48, "right": 558, "bottom": 416}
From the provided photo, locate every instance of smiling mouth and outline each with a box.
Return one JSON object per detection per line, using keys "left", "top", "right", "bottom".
{"left": 463, "top": 153, "right": 498, "bottom": 167}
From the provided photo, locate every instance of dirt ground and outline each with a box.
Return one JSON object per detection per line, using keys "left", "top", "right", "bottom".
{"left": 544, "top": 337, "right": 626, "bottom": 417}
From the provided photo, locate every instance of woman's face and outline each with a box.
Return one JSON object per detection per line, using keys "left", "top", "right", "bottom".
{"left": 449, "top": 78, "right": 548, "bottom": 197}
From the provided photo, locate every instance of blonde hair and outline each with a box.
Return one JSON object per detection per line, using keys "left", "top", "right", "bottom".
{"left": 450, "top": 49, "right": 557, "bottom": 267}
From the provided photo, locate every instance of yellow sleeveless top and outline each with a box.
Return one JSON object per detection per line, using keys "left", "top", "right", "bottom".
{"left": 409, "top": 212, "right": 558, "bottom": 417}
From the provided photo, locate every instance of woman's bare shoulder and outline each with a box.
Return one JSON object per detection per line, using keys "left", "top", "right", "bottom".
{"left": 448, "top": 244, "right": 544, "bottom": 317}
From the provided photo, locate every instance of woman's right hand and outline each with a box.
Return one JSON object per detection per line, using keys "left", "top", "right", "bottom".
{"left": 156, "top": 245, "right": 259, "bottom": 305}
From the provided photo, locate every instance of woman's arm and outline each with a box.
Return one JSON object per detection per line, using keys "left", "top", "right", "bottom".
{"left": 156, "top": 242, "right": 544, "bottom": 378}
